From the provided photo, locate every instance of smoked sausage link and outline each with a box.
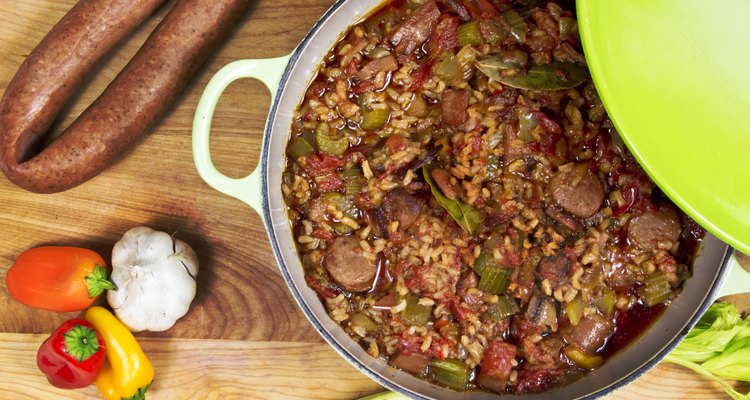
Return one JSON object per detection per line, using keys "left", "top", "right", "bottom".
{"left": 0, "top": 0, "right": 251, "bottom": 193}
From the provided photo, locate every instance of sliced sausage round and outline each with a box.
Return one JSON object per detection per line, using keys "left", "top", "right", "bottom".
{"left": 627, "top": 207, "right": 682, "bottom": 251}
{"left": 563, "top": 313, "right": 614, "bottom": 354}
{"left": 381, "top": 187, "right": 423, "bottom": 230}
{"left": 538, "top": 253, "right": 572, "bottom": 286}
{"left": 324, "top": 235, "right": 378, "bottom": 292}
{"left": 549, "top": 165, "right": 605, "bottom": 218}
{"left": 545, "top": 204, "right": 583, "bottom": 232}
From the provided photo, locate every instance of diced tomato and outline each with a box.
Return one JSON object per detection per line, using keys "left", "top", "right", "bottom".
{"left": 305, "top": 275, "right": 339, "bottom": 299}
{"left": 300, "top": 154, "right": 345, "bottom": 192}
{"left": 398, "top": 330, "right": 455, "bottom": 359}
{"left": 526, "top": 111, "right": 563, "bottom": 156}
{"left": 529, "top": 133, "right": 561, "bottom": 156}
{"left": 497, "top": 248, "right": 523, "bottom": 268}
{"left": 305, "top": 79, "right": 328, "bottom": 99}
{"left": 385, "top": 134, "right": 407, "bottom": 153}
{"left": 353, "top": 192, "right": 372, "bottom": 209}
{"left": 302, "top": 153, "right": 346, "bottom": 177}
{"left": 353, "top": 79, "right": 377, "bottom": 94}
{"left": 311, "top": 228, "right": 335, "bottom": 244}
{"left": 613, "top": 181, "right": 656, "bottom": 216}
{"left": 536, "top": 112, "right": 562, "bottom": 135}
{"left": 345, "top": 58, "right": 359, "bottom": 76}
{"left": 315, "top": 173, "right": 344, "bottom": 191}
{"left": 410, "top": 60, "right": 435, "bottom": 91}
{"left": 377, "top": 164, "right": 397, "bottom": 181}
{"left": 471, "top": 135, "right": 483, "bottom": 154}
{"left": 398, "top": 332, "right": 424, "bottom": 355}
{"left": 437, "top": 293, "right": 475, "bottom": 322}
{"left": 428, "top": 14, "right": 460, "bottom": 56}
{"left": 561, "top": 246, "right": 578, "bottom": 265}
{"left": 480, "top": 341, "right": 517, "bottom": 383}
{"left": 514, "top": 367, "right": 564, "bottom": 394}
{"left": 461, "top": 0, "right": 500, "bottom": 19}
{"left": 613, "top": 183, "right": 638, "bottom": 216}
{"left": 404, "top": 264, "right": 430, "bottom": 292}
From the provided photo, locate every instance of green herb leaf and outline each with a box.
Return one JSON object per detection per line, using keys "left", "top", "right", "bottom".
{"left": 476, "top": 57, "right": 589, "bottom": 90}
{"left": 422, "top": 165, "right": 480, "bottom": 235}
{"left": 458, "top": 202, "right": 482, "bottom": 235}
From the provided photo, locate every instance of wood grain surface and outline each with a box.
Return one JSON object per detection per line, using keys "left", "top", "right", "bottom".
{"left": 0, "top": 0, "right": 744, "bottom": 399}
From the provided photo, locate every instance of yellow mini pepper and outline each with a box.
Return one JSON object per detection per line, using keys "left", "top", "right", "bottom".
{"left": 85, "top": 306, "right": 154, "bottom": 400}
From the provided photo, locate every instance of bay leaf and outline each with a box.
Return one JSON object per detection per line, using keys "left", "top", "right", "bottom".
{"left": 422, "top": 165, "right": 481, "bottom": 235}
{"left": 476, "top": 56, "right": 589, "bottom": 90}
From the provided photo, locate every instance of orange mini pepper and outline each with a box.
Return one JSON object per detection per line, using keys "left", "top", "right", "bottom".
{"left": 6, "top": 246, "right": 116, "bottom": 312}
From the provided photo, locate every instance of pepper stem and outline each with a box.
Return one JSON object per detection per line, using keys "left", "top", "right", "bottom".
{"left": 123, "top": 381, "right": 153, "bottom": 400}
{"left": 64, "top": 324, "right": 100, "bottom": 363}
{"left": 85, "top": 264, "right": 118, "bottom": 298}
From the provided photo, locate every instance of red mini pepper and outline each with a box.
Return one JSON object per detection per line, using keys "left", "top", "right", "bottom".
{"left": 36, "top": 318, "right": 106, "bottom": 389}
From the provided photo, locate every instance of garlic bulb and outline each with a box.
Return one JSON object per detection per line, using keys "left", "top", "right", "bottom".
{"left": 107, "top": 226, "right": 199, "bottom": 332}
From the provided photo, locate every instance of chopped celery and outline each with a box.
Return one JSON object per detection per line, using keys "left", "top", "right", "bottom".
{"left": 434, "top": 56, "right": 460, "bottom": 82}
{"left": 473, "top": 250, "right": 511, "bottom": 294}
{"left": 457, "top": 21, "right": 483, "bottom": 47}
{"left": 503, "top": 10, "right": 528, "bottom": 43}
{"left": 485, "top": 155, "right": 500, "bottom": 180}
{"left": 333, "top": 222, "right": 355, "bottom": 235}
{"left": 361, "top": 108, "right": 390, "bottom": 130}
{"left": 315, "top": 122, "right": 349, "bottom": 156}
{"left": 350, "top": 312, "right": 377, "bottom": 333}
{"left": 485, "top": 295, "right": 520, "bottom": 320}
{"left": 478, "top": 267, "right": 511, "bottom": 294}
{"left": 367, "top": 46, "right": 391, "bottom": 59}
{"left": 478, "top": 19, "right": 507, "bottom": 46}
{"left": 402, "top": 294, "right": 433, "bottom": 326}
{"left": 594, "top": 287, "right": 616, "bottom": 316}
{"left": 638, "top": 271, "right": 672, "bottom": 306}
{"left": 431, "top": 358, "right": 470, "bottom": 391}
{"left": 406, "top": 0, "right": 425, "bottom": 9}
{"left": 324, "top": 192, "right": 359, "bottom": 219}
{"left": 405, "top": 94, "right": 429, "bottom": 117}
{"left": 567, "top": 295, "right": 585, "bottom": 326}
{"left": 342, "top": 167, "right": 363, "bottom": 195}
{"left": 565, "top": 346, "right": 603, "bottom": 369}
{"left": 517, "top": 108, "right": 539, "bottom": 141}
{"left": 286, "top": 136, "right": 315, "bottom": 160}
{"left": 455, "top": 45, "right": 479, "bottom": 81}
{"left": 559, "top": 17, "right": 578, "bottom": 38}
{"left": 472, "top": 251, "right": 496, "bottom": 277}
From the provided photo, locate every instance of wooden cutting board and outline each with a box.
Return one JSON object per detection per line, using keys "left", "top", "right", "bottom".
{"left": 0, "top": 1, "right": 745, "bottom": 399}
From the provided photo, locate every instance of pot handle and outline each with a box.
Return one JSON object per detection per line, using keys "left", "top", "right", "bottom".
{"left": 716, "top": 249, "right": 750, "bottom": 298}
{"left": 192, "top": 55, "right": 291, "bottom": 214}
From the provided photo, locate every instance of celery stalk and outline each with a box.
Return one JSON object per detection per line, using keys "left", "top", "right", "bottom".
{"left": 431, "top": 358, "right": 470, "bottom": 391}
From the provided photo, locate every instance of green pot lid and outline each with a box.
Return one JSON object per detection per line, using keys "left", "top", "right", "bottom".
{"left": 577, "top": 0, "right": 750, "bottom": 254}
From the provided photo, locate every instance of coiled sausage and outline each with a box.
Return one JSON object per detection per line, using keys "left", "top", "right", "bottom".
{"left": 0, "top": 0, "right": 251, "bottom": 193}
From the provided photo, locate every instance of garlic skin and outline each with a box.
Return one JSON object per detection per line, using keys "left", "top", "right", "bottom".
{"left": 107, "top": 226, "right": 199, "bottom": 332}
